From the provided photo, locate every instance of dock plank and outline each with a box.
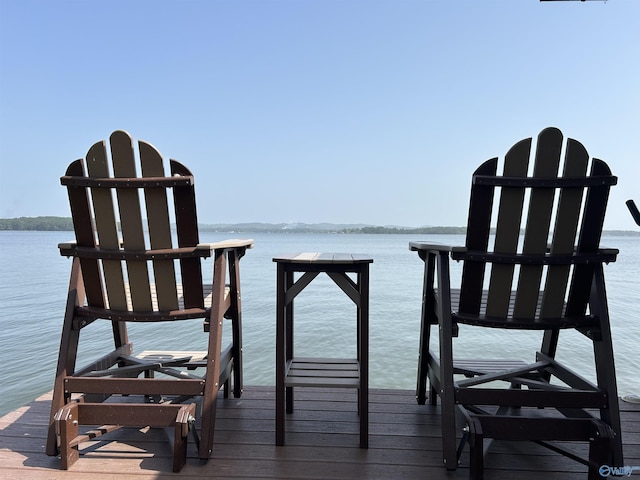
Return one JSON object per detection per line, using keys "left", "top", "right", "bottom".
{"left": 1, "top": 387, "right": 638, "bottom": 479}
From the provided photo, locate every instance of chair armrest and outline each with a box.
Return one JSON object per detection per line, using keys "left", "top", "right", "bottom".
{"left": 197, "top": 239, "right": 254, "bottom": 253}
{"left": 451, "top": 248, "right": 618, "bottom": 264}
{"left": 597, "top": 248, "right": 619, "bottom": 263}
{"left": 58, "top": 241, "right": 77, "bottom": 256}
{"left": 59, "top": 240, "right": 254, "bottom": 258}
{"left": 409, "top": 241, "right": 466, "bottom": 255}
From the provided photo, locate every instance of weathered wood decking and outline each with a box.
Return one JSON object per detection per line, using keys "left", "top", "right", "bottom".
{"left": 1, "top": 387, "right": 638, "bottom": 479}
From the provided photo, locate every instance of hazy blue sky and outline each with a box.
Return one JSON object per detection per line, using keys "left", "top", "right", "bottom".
{"left": 1, "top": 0, "right": 638, "bottom": 229}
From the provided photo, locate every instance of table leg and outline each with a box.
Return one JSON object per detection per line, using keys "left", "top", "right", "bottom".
{"left": 359, "top": 265, "right": 369, "bottom": 448}
{"left": 275, "top": 263, "right": 285, "bottom": 446}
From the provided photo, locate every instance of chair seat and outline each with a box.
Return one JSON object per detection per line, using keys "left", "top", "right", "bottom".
{"left": 444, "top": 289, "right": 598, "bottom": 330}
{"left": 110, "top": 284, "right": 225, "bottom": 311}
{"left": 75, "top": 284, "right": 231, "bottom": 321}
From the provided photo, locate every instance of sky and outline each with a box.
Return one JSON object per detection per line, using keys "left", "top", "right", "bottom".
{"left": 0, "top": 0, "right": 638, "bottom": 230}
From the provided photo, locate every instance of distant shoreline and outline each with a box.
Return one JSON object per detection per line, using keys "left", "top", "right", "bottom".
{"left": 1, "top": 216, "right": 638, "bottom": 236}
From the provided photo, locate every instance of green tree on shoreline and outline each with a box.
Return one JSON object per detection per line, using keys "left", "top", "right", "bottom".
{"left": 0, "top": 216, "right": 73, "bottom": 231}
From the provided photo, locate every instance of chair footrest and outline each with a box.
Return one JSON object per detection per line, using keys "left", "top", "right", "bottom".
{"left": 467, "top": 413, "right": 613, "bottom": 442}
{"left": 135, "top": 350, "right": 208, "bottom": 363}
{"left": 54, "top": 402, "right": 196, "bottom": 472}
{"left": 466, "top": 413, "right": 614, "bottom": 479}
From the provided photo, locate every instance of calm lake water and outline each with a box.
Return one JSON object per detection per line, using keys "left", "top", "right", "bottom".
{"left": 1, "top": 231, "right": 638, "bottom": 417}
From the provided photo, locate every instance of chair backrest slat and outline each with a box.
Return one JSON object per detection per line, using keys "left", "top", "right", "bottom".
{"left": 459, "top": 158, "right": 498, "bottom": 315}
{"left": 566, "top": 158, "right": 613, "bottom": 316}
{"left": 171, "top": 160, "right": 204, "bottom": 309}
{"left": 486, "top": 137, "right": 531, "bottom": 318}
{"left": 140, "top": 140, "right": 179, "bottom": 311}
{"left": 86, "top": 141, "right": 128, "bottom": 311}
{"left": 66, "top": 159, "right": 105, "bottom": 308}
{"left": 513, "top": 128, "right": 562, "bottom": 318}
{"left": 541, "top": 138, "right": 589, "bottom": 318}
{"left": 110, "top": 131, "right": 153, "bottom": 311}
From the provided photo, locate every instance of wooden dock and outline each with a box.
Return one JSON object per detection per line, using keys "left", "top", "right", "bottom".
{"left": 1, "top": 387, "right": 638, "bottom": 479}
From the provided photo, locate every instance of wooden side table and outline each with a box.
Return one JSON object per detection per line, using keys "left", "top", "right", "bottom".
{"left": 273, "top": 253, "right": 373, "bottom": 448}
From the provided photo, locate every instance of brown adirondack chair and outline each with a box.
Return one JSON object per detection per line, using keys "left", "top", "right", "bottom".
{"left": 45, "top": 130, "right": 253, "bottom": 471}
{"left": 410, "top": 127, "right": 623, "bottom": 479}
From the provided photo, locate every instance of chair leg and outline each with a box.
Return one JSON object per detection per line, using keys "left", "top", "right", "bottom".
{"left": 439, "top": 360, "right": 459, "bottom": 469}
{"left": 429, "top": 382, "right": 438, "bottom": 406}
{"left": 199, "top": 250, "right": 227, "bottom": 460}
{"left": 468, "top": 417, "right": 484, "bottom": 480}
{"left": 47, "top": 325, "right": 79, "bottom": 456}
{"left": 231, "top": 316, "right": 243, "bottom": 398}
{"left": 427, "top": 353, "right": 440, "bottom": 406}
{"left": 47, "top": 264, "right": 84, "bottom": 456}
{"left": 593, "top": 335, "right": 624, "bottom": 466}
{"left": 54, "top": 403, "right": 80, "bottom": 469}
{"left": 222, "top": 377, "right": 231, "bottom": 399}
{"left": 587, "top": 420, "right": 613, "bottom": 480}
{"left": 416, "top": 306, "right": 430, "bottom": 405}
{"left": 173, "top": 404, "right": 195, "bottom": 472}
{"left": 436, "top": 256, "right": 458, "bottom": 470}
{"left": 591, "top": 267, "right": 624, "bottom": 466}
{"left": 199, "top": 354, "right": 221, "bottom": 459}
{"left": 228, "top": 249, "right": 244, "bottom": 399}
{"left": 416, "top": 252, "right": 436, "bottom": 405}
{"left": 231, "top": 313, "right": 243, "bottom": 399}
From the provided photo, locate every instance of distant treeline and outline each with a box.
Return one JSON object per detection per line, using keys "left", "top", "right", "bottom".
{"left": 0, "top": 216, "right": 73, "bottom": 231}
{"left": 343, "top": 226, "right": 467, "bottom": 234}
{"left": 0, "top": 217, "right": 638, "bottom": 236}
{"left": 0, "top": 217, "right": 468, "bottom": 234}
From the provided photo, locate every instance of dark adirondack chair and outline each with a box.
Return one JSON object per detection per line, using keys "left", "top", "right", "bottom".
{"left": 45, "top": 131, "right": 253, "bottom": 471}
{"left": 410, "top": 127, "right": 623, "bottom": 479}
